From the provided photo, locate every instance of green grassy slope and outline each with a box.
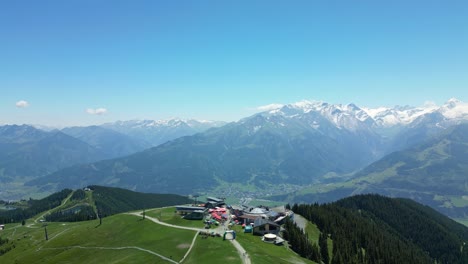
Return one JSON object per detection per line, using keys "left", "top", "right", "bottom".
{"left": 183, "top": 235, "right": 239, "bottom": 264}
{"left": 1, "top": 209, "right": 316, "bottom": 264}
{"left": 0, "top": 214, "right": 196, "bottom": 264}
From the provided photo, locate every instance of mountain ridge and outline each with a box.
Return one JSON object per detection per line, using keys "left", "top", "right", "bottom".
{"left": 271, "top": 123, "right": 468, "bottom": 218}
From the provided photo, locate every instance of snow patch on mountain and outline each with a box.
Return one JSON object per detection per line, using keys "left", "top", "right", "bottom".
{"left": 362, "top": 98, "right": 467, "bottom": 127}
{"left": 265, "top": 100, "right": 372, "bottom": 131}
{"left": 439, "top": 98, "right": 468, "bottom": 119}
{"left": 362, "top": 105, "right": 438, "bottom": 127}
{"left": 258, "top": 98, "right": 468, "bottom": 131}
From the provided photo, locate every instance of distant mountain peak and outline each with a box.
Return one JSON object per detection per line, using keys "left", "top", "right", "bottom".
{"left": 440, "top": 98, "right": 468, "bottom": 119}
{"left": 446, "top": 97, "right": 461, "bottom": 105}
{"left": 107, "top": 118, "right": 224, "bottom": 128}
{"left": 101, "top": 118, "right": 226, "bottom": 146}
{"left": 260, "top": 100, "right": 371, "bottom": 131}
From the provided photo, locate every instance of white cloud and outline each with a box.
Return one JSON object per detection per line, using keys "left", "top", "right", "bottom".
{"left": 15, "top": 100, "right": 29, "bottom": 108}
{"left": 86, "top": 108, "right": 108, "bottom": 115}
{"left": 256, "top": 103, "right": 284, "bottom": 112}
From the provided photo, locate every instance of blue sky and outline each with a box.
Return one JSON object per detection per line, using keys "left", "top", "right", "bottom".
{"left": 1, "top": 1, "right": 467, "bottom": 126}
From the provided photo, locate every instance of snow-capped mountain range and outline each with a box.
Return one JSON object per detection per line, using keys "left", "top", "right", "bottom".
{"left": 257, "top": 98, "right": 468, "bottom": 132}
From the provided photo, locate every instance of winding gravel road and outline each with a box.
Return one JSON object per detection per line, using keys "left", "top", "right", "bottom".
{"left": 128, "top": 212, "right": 251, "bottom": 264}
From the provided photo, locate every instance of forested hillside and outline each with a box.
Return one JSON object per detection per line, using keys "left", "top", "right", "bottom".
{"left": 288, "top": 194, "right": 468, "bottom": 264}
{"left": 0, "top": 189, "right": 72, "bottom": 224}
{"left": 0, "top": 186, "right": 193, "bottom": 224}
{"left": 91, "top": 185, "right": 193, "bottom": 216}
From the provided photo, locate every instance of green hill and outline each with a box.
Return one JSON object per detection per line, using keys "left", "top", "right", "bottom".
{"left": 90, "top": 185, "right": 193, "bottom": 216}
{"left": 290, "top": 194, "right": 468, "bottom": 264}
{"left": 336, "top": 194, "right": 468, "bottom": 262}
{"left": 0, "top": 214, "right": 201, "bottom": 263}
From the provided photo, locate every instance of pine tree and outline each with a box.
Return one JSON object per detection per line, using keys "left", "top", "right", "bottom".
{"left": 320, "top": 232, "right": 330, "bottom": 264}
{"left": 331, "top": 249, "right": 343, "bottom": 264}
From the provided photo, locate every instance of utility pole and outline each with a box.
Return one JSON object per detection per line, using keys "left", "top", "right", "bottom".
{"left": 44, "top": 224, "right": 48, "bottom": 241}
{"left": 98, "top": 210, "right": 102, "bottom": 225}
{"left": 143, "top": 208, "right": 146, "bottom": 220}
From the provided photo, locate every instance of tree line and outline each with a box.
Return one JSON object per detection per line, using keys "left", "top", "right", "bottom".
{"left": 45, "top": 205, "right": 96, "bottom": 222}
{"left": 0, "top": 189, "right": 72, "bottom": 224}
{"left": 282, "top": 218, "right": 321, "bottom": 263}
{"left": 90, "top": 185, "right": 193, "bottom": 217}
{"left": 286, "top": 194, "right": 468, "bottom": 264}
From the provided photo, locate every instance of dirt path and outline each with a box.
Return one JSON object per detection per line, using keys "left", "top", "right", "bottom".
{"left": 179, "top": 231, "right": 199, "bottom": 263}
{"left": 34, "top": 191, "right": 74, "bottom": 224}
{"left": 128, "top": 211, "right": 251, "bottom": 264}
{"left": 230, "top": 239, "right": 251, "bottom": 264}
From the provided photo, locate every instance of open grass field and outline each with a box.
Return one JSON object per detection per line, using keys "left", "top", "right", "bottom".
{"left": 231, "top": 225, "right": 316, "bottom": 264}
{"left": 146, "top": 207, "right": 206, "bottom": 229}
{"left": 183, "top": 235, "right": 239, "bottom": 264}
{"left": 0, "top": 214, "right": 197, "bottom": 264}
